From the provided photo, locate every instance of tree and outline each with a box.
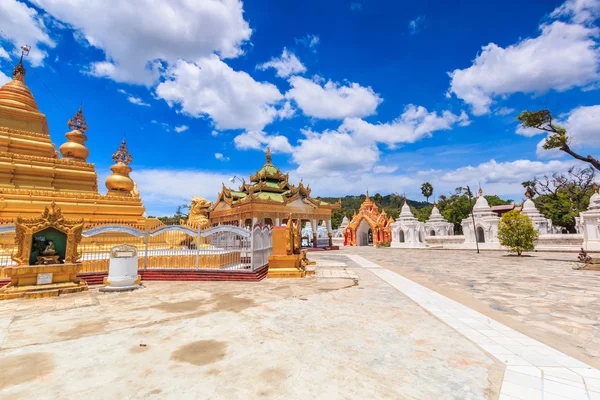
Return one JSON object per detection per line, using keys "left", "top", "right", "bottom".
{"left": 497, "top": 210, "right": 539, "bottom": 256}
{"left": 521, "top": 166, "right": 596, "bottom": 232}
{"left": 421, "top": 182, "right": 433, "bottom": 203}
{"left": 517, "top": 110, "right": 600, "bottom": 172}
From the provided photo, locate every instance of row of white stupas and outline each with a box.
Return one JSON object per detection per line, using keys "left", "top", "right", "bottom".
{"left": 389, "top": 187, "right": 600, "bottom": 251}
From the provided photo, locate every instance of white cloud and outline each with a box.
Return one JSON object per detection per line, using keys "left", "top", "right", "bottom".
{"left": 258, "top": 48, "right": 306, "bottom": 78}
{"left": 0, "top": 0, "right": 55, "bottom": 67}
{"left": 373, "top": 165, "right": 398, "bottom": 174}
{"left": 448, "top": 19, "right": 600, "bottom": 115}
{"left": 286, "top": 76, "right": 382, "bottom": 119}
{"left": 117, "top": 88, "right": 150, "bottom": 106}
{"left": 293, "top": 129, "right": 380, "bottom": 178}
{"left": 132, "top": 169, "right": 233, "bottom": 216}
{"left": 295, "top": 34, "right": 320, "bottom": 51}
{"left": 33, "top": 0, "right": 251, "bottom": 85}
{"left": 495, "top": 107, "right": 515, "bottom": 116}
{"left": 0, "top": 72, "right": 10, "bottom": 86}
{"left": 211, "top": 130, "right": 220, "bottom": 137}
{"left": 340, "top": 105, "right": 470, "bottom": 146}
{"left": 174, "top": 125, "right": 189, "bottom": 133}
{"left": 215, "top": 153, "right": 230, "bottom": 161}
{"left": 551, "top": 0, "right": 600, "bottom": 25}
{"left": 155, "top": 57, "right": 285, "bottom": 131}
{"left": 286, "top": 105, "right": 469, "bottom": 179}
{"left": 0, "top": 47, "right": 9, "bottom": 60}
{"left": 409, "top": 16, "right": 425, "bottom": 35}
{"left": 441, "top": 159, "right": 575, "bottom": 185}
{"left": 233, "top": 130, "right": 294, "bottom": 153}
{"left": 516, "top": 124, "right": 545, "bottom": 137}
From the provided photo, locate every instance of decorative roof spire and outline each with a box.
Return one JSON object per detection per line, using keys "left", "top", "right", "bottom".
{"left": 266, "top": 147, "right": 272, "bottom": 164}
{"left": 112, "top": 139, "right": 132, "bottom": 165}
{"left": 67, "top": 104, "right": 88, "bottom": 133}
{"left": 12, "top": 55, "right": 26, "bottom": 82}
{"left": 594, "top": 183, "right": 598, "bottom": 193}
{"left": 525, "top": 190, "right": 532, "bottom": 199}
{"left": 478, "top": 187, "right": 483, "bottom": 197}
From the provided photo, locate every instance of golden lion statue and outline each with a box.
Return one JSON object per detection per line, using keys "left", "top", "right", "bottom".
{"left": 185, "top": 197, "right": 212, "bottom": 229}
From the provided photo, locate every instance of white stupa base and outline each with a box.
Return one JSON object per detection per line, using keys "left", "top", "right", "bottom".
{"left": 100, "top": 284, "right": 143, "bottom": 293}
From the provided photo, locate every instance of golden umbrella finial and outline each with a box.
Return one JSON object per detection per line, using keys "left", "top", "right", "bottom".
{"left": 67, "top": 102, "right": 88, "bottom": 133}
{"left": 112, "top": 138, "right": 132, "bottom": 165}
{"left": 266, "top": 147, "right": 272, "bottom": 164}
{"left": 12, "top": 45, "right": 30, "bottom": 82}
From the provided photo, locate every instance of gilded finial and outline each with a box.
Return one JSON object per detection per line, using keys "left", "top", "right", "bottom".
{"left": 594, "top": 183, "right": 598, "bottom": 193}
{"left": 67, "top": 104, "right": 88, "bottom": 133}
{"left": 266, "top": 147, "right": 272, "bottom": 164}
{"left": 112, "top": 139, "right": 132, "bottom": 165}
{"left": 478, "top": 188, "right": 483, "bottom": 197}
{"left": 525, "top": 190, "right": 532, "bottom": 199}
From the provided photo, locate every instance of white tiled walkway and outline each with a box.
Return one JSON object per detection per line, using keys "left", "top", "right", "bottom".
{"left": 347, "top": 255, "right": 600, "bottom": 400}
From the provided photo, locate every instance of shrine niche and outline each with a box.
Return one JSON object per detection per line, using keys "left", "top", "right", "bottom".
{"left": 0, "top": 202, "right": 88, "bottom": 300}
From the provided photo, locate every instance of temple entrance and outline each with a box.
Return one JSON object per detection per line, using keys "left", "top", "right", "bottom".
{"left": 399, "top": 230, "right": 405, "bottom": 243}
{"left": 476, "top": 226, "right": 485, "bottom": 243}
{"left": 430, "top": 230, "right": 435, "bottom": 236}
{"left": 356, "top": 220, "right": 372, "bottom": 246}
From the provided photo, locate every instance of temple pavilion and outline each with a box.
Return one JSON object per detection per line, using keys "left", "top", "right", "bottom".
{"left": 210, "top": 148, "right": 341, "bottom": 246}
{"left": 343, "top": 193, "right": 393, "bottom": 246}
{"left": 0, "top": 56, "right": 145, "bottom": 223}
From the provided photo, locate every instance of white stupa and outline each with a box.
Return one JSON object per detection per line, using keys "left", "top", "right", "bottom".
{"left": 424, "top": 202, "right": 454, "bottom": 236}
{"left": 391, "top": 199, "right": 425, "bottom": 248}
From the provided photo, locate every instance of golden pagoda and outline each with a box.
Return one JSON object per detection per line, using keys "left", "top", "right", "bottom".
{"left": 0, "top": 57, "right": 145, "bottom": 222}
{"left": 210, "top": 148, "right": 341, "bottom": 247}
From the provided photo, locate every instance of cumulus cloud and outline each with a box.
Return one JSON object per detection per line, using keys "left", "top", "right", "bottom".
{"left": 233, "top": 130, "right": 294, "bottom": 153}
{"left": 0, "top": 0, "right": 55, "bottom": 67}
{"left": 258, "top": 48, "right": 306, "bottom": 78}
{"left": 0, "top": 72, "right": 10, "bottom": 86}
{"left": 551, "top": 0, "right": 600, "bottom": 25}
{"left": 286, "top": 76, "right": 382, "bottom": 119}
{"left": 448, "top": 6, "right": 600, "bottom": 115}
{"left": 0, "top": 47, "right": 9, "bottom": 60}
{"left": 174, "top": 125, "right": 189, "bottom": 133}
{"left": 340, "top": 106, "right": 470, "bottom": 146}
{"left": 32, "top": 0, "right": 251, "bottom": 85}
{"left": 155, "top": 57, "right": 286, "bottom": 131}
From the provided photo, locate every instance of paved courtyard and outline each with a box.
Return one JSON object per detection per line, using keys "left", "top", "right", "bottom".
{"left": 0, "top": 258, "right": 501, "bottom": 399}
{"left": 336, "top": 247, "right": 600, "bottom": 365}
{"left": 1, "top": 247, "right": 599, "bottom": 399}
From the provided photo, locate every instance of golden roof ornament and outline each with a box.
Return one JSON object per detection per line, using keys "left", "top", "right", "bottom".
{"left": 67, "top": 104, "right": 88, "bottom": 134}
{"left": 112, "top": 139, "right": 132, "bottom": 165}
{"left": 13, "top": 55, "right": 26, "bottom": 82}
{"left": 266, "top": 147, "right": 272, "bottom": 164}
{"left": 525, "top": 190, "right": 532, "bottom": 199}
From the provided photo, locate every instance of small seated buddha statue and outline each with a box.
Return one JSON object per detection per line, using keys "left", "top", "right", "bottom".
{"left": 36, "top": 240, "right": 60, "bottom": 265}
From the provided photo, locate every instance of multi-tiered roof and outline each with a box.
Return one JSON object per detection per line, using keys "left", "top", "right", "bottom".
{"left": 214, "top": 148, "right": 340, "bottom": 209}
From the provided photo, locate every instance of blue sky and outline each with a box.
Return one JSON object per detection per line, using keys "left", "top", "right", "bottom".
{"left": 1, "top": 0, "right": 599, "bottom": 216}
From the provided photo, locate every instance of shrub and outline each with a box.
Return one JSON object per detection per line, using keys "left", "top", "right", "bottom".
{"left": 497, "top": 210, "right": 539, "bottom": 256}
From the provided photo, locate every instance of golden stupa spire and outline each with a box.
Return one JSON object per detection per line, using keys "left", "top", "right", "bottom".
{"left": 112, "top": 138, "right": 133, "bottom": 165}
{"left": 266, "top": 147, "right": 272, "bottom": 164}
{"left": 12, "top": 54, "right": 26, "bottom": 83}
{"left": 59, "top": 104, "right": 90, "bottom": 161}
{"left": 106, "top": 138, "right": 135, "bottom": 196}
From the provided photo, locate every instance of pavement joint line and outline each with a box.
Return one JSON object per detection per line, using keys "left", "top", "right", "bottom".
{"left": 345, "top": 254, "right": 600, "bottom": 400}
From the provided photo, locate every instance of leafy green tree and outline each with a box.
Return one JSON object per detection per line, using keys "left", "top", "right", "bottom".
{"left": 521, "top": 166, "right": 595, "bottom": 232}
{"left": 421, "top": 182, "right": 433, "bottom": 203}
{"left": 412, "top": 205, "right": 433, "bottom": 222}
{"left": 517, "top": 110, "right": 600, "bottom": 172}
{"left": 497, "top": 210, "right": 539, "bottom": 256}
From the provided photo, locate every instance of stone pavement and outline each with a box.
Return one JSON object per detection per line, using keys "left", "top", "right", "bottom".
{"left": 321, "top": 254, "right": 600, "bottom": 400}
{"left": 335, "top": 247, "right": 600, "bottom": 365}
{"left": 0, "top": 261, "right": 501, "bottom": 399}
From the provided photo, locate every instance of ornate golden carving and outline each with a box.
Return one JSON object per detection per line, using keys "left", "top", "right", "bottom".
{"left": 11, "top": 202, "right": 84, "bottom": 265}
{"left": 67, "top": 105, "right": 88, "bottom": 133}
{"left": 112, "top": 139, "right": 132, "bottom": 165}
